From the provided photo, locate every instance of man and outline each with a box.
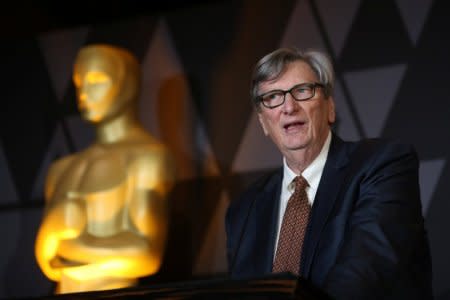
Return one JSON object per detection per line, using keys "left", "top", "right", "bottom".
{"left": 35, "top": 44, "right": 176, "bottom": 294}
{"left": 225, "top": 47, "right": 432, "bottom": 299}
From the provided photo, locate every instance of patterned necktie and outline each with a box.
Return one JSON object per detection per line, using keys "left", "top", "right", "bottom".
{"left": 272, "top": 175, "right": 311, "bottom": 275}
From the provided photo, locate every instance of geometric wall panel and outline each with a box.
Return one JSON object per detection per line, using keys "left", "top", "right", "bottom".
{"left": 316, "top": 0, "right": 361, "bottom": 56}
{"left": 280, "top": 0, "right": 327, "bottom": 51}
{"left": 30, "top": 125, "right": 72, "bottom": 200}
{"left": 232, "top": 111, "right": 282, "bottom": 173}
{"left": 139, "top": 18, "right": 183, "bottom": 138}
{"left": 140, "top": 19, "right": 220, "bottom": 180}
{"left": 343, "top": 64, "right": 407, "bottom": 137}
{"left": 333, "top": 81, "right": 361, "bottom": 141}
{"left": 395, "top": 0, "right": 434, "bottom": 45}
{"left": 419, "top": 158, "right": 446, "bottom": 215}
{"left": 37, "top": 27, "right": 89, "bottom": 101}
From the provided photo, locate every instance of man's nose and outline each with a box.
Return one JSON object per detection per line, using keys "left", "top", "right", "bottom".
{"left": 281, "top": 93, "right": 299, "bottom": 113}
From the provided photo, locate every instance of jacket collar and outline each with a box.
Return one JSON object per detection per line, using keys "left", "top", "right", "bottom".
{"left": 301, "top": 133, "right": 351, "bottom": 276}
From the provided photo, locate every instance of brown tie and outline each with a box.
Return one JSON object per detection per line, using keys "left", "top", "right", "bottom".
{"left": 272, "top": 175, "right": 311, "bottom": 275}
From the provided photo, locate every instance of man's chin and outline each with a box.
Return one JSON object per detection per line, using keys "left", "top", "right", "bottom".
{"left": 282, "top": 138, "right": 309, "bottom": 151}
{"left": 283, "top": 143, "right": 308, "bottom": 152}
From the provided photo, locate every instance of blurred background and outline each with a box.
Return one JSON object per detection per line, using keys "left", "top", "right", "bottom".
{"left": 1, "top": 0, "right": 449, "bottom": 298}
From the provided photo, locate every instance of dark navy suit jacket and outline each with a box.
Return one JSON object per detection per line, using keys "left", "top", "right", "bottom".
{"left": 226, "top": 134, "right": 433, "bottom": 299}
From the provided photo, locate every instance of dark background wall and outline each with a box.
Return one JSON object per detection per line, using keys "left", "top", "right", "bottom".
{"left": 1, "top": 0, "right": 449, "bottom": 298}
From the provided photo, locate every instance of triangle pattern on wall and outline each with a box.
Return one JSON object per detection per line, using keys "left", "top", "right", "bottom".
{"left": 140, "top": 18, "right": 220, "bottom": 180}
{"left": 139, "top": 18, "right": 183, "bottom": 138}
{"left": 344, "top": 64, "right": 407, "bottom": 137}
{"left": 232, "top": 111, "right": 282, "bottom": 173}
{"left": 31, "top": 125, "right": 72, "bottom": 200}
{"left": 280, "top": 0, "right": 327, "bottom": 51}
{"left": 37, "top": 27, "right": 89, "bottom": 102}
{"left": 395, "top": 0, "right": 434, "bottom": 45}
{"left": 333, "top": 81, "right": 361, "bottom": 141}
{"left": 316, "top": 0, "right": 361, "bottom": 57}
{"left": 419, "top": 158, "right": 446, "bottom": 215}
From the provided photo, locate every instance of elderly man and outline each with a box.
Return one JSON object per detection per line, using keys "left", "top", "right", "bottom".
{"left": 226, "top": 47, "right": 432, "bottom": 299}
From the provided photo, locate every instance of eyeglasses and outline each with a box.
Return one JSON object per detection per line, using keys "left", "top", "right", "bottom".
{"left": 256, "top": 82, "right": 325, "bottom": 109}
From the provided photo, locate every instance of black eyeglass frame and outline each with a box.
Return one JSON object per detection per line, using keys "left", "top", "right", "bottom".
{"left": 255, "top": 82, "right": 325, "bottom": 109}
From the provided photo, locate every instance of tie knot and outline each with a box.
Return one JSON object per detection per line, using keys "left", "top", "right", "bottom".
{"left": 293, "top": 175, "right": 308, "bottom": 192}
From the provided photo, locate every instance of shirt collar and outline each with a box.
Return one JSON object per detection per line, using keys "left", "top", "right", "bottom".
{"left": 283, "top": 130, "right": 332, "bottom": 192}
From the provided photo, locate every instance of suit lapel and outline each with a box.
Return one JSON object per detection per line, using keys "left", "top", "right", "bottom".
{"left": 252, "top": 169, "right": 282, "bottom": 274}
{"left": 301, "top": 134, "right": 350, "bottom": 277}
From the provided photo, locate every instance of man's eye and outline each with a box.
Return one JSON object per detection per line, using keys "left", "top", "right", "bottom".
{"left": 263, "top": 93, "right": 280, "bottom": 102}
{"left": 294, "top": 87, "right": 309, "bottom": 93}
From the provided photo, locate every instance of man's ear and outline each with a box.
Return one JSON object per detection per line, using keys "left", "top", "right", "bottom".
{"left": 258, "top": 113, "right": 269, "bottom": 136}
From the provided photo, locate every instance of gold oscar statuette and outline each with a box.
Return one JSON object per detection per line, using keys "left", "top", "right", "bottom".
{"left": 35, "top": 44, "right": 176, "bottom": 294}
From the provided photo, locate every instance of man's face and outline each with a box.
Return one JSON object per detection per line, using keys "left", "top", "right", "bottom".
{"left": 257, "top": 60, "right": 335, "bottom": 158}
